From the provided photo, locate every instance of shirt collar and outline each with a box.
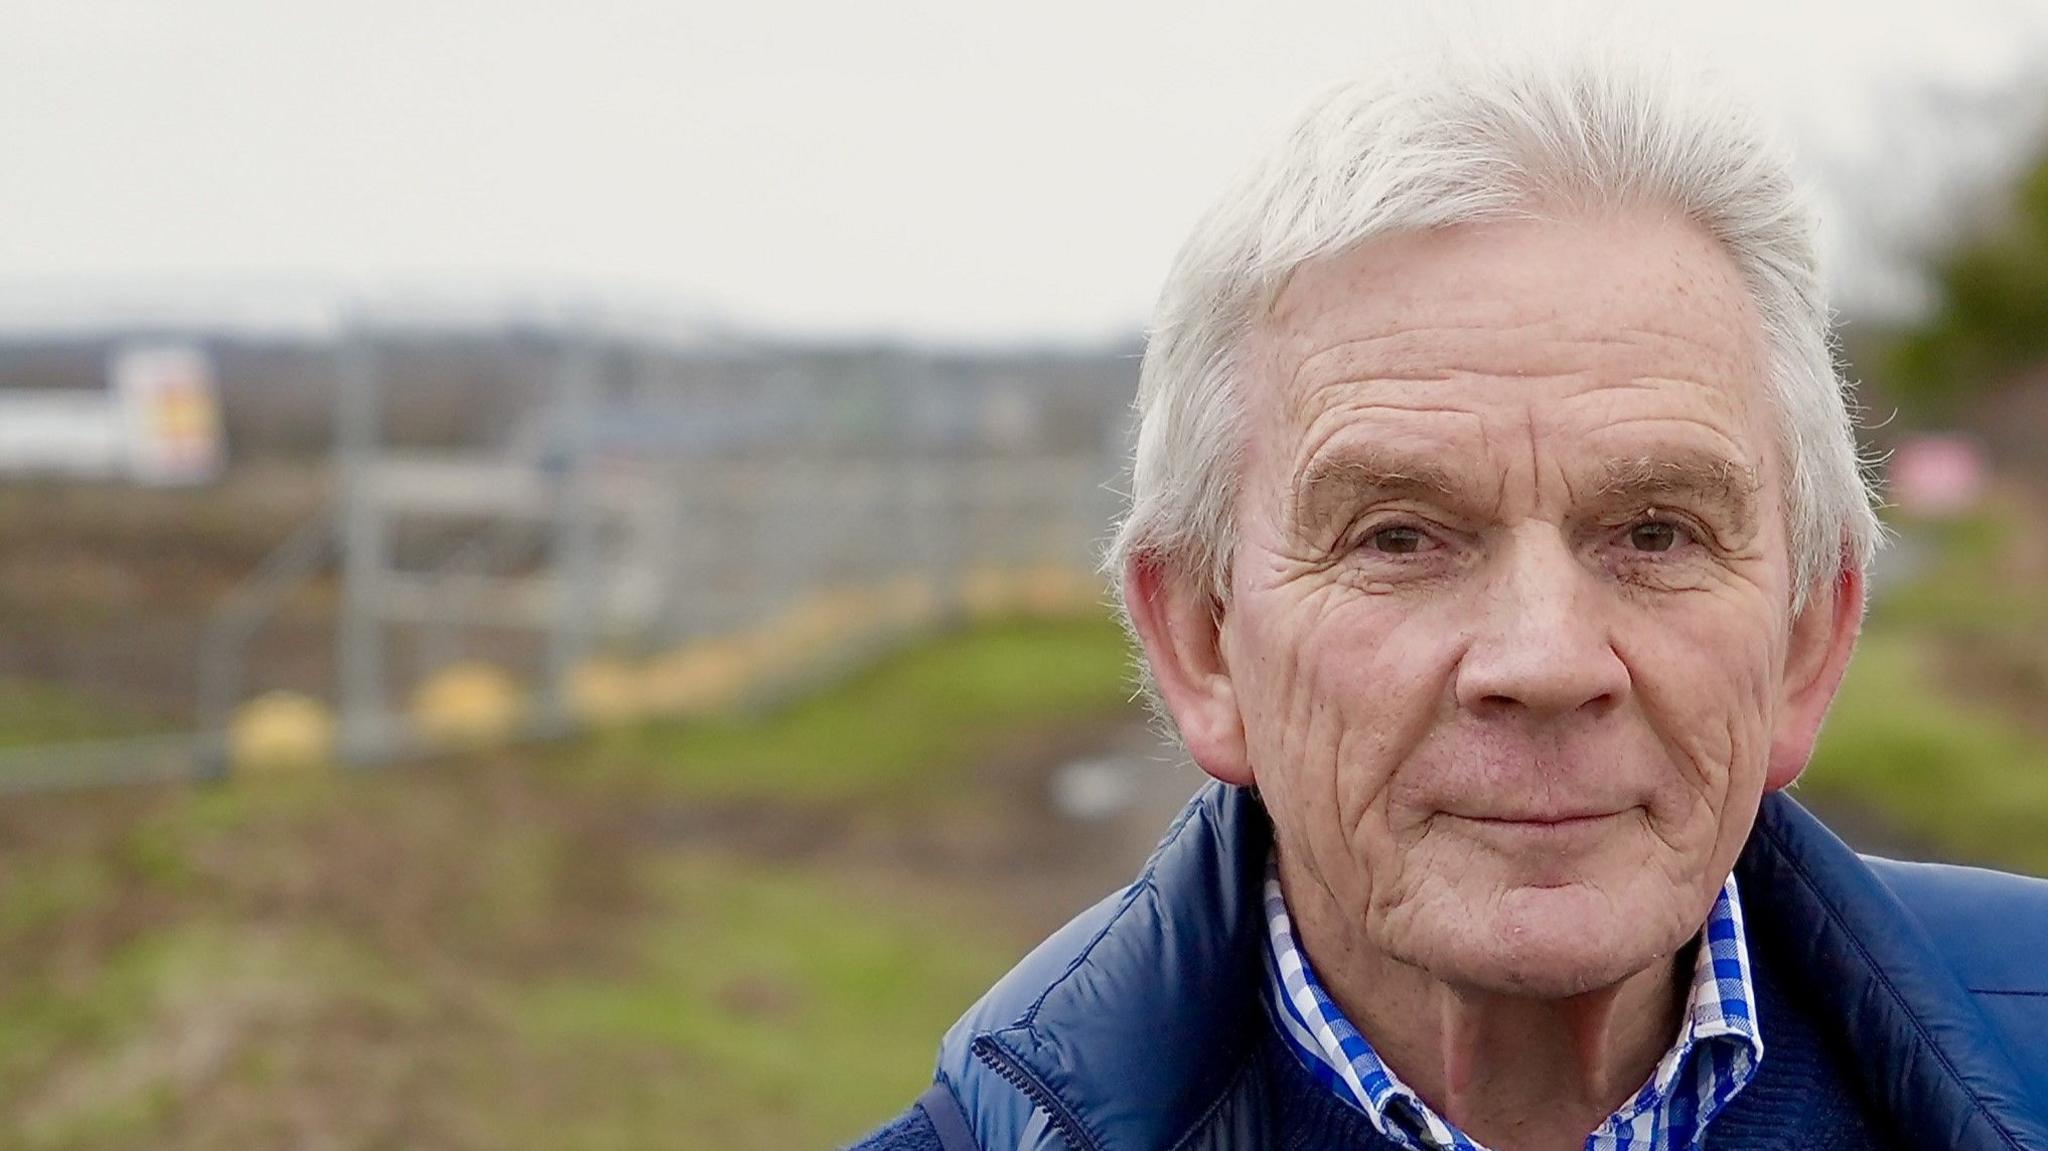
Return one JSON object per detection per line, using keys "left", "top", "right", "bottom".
{"left": 1260, "top": 851, "right": 1763, "bottom": 1151}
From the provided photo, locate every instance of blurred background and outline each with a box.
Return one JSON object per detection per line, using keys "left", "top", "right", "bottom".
{"left": 1, "top": 1, "right": 2047, "bottom": 1147}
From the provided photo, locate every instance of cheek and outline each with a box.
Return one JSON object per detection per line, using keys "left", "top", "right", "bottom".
{"left": 1232, "top": 589, "right": 1464, "bottom": 852}
{"left": 1618, "top": 597, "right": 1784, "bottom": 799}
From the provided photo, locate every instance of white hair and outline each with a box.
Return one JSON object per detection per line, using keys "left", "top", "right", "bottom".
{"left": 1109, "top": 36, "right": 1882, "bottom": 629}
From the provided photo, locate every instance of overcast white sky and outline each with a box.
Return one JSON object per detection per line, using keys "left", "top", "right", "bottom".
{"left": 1, "top": 0, "right": 2045, "bottom": 342}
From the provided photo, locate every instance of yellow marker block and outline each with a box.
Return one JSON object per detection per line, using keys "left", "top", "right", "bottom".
{"left": 227, "top": 691, "right": 335, "bottom": 776}
{"left": 961, "top": 567, "right": 1019, "bottom": 620}
{"left": 411, "top": 662, "right": 525, "bottom": 749}
{"left": 643, "top": 640, "right": 753, "bottom": 715}
{"left": 566, "top": 657, "right": 647, "bottom": 727}
{"left": 879, "top": 574, "right": 938, "bottom": 628}
{"left": 749, "top": 586, "right": 880, "bottom": 672}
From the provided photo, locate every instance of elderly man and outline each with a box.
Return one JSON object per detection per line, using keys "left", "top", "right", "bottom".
{"left": 854, "top": 40, "right": 2048, "bottom": 1151}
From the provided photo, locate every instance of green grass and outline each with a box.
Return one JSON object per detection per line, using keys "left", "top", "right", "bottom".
{"left": 517, "top": 855, "right": 1016, "bottom": 1149}
{"left": 0, "top": 613, "right": 1143, "bottom": 1150}
{"left": 0, "top": 852, "right": 1016, "bottom": 1150}
{"left": 1801, "top": 630, "right": 2048, "bottom": 873}
{"left": 0, "top": 681, "right": 163, "bottom": 749}
{"left": 577, "top": 615, "right": 1136, "bottom": 801}
{"left": 0, "top": 917, "right": 460, "bottom": 1150}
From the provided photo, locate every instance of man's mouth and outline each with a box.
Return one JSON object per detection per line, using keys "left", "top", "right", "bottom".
{"left": 1439, "top": 808, "right": 1636, "bottom": 841}
{"left": 1463, "top": 811, "right": 1621, "bottom": 826}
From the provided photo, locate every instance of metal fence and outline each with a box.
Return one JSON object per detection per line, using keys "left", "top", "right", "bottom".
{"left": 0, "top": 314, "right": 1136, "bottom": 789}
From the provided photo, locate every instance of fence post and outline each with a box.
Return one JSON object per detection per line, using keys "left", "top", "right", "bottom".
{"left": 336, "top": 316, "right": 389, "bottom": 764}
{"left": 541, "top": 326, "right": 603, "bottom": 736}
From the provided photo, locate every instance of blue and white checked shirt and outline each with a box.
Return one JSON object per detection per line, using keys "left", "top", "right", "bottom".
{"left": 1261, "top": 853, "right": 1762, "bottom": 1151}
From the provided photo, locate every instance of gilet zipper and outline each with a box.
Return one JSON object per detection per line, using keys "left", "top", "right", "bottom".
{"left": 970, "top": 1033, "right": 1103, "bottom": 1151}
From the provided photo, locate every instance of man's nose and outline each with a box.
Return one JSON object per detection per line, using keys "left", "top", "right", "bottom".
{"left": 1453, "top": 527, "right": 1630, "bottom": 720}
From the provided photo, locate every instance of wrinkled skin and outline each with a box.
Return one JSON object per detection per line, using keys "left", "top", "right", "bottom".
{"left": 1127, "top": 205, "right": 1862, "bottom": 1141}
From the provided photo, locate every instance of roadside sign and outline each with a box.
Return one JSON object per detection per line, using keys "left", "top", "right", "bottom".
{"left": 111, "top": 345, "right": 224, "bottom": 486}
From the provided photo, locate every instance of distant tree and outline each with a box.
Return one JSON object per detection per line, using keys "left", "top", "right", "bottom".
{"left": 1887, "top": 144, "right": 2048, "bottom": 421}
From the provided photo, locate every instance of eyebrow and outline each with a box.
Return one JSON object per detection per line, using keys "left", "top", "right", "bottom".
{"left": 1289, "top": 445, "right": 1764, "bottom": 539}
{"left": 1587, "top": 453, "right": 1763, "bottom": 529}
{"left": 1290, "top": 447, "right": 1474, "bottom": 539}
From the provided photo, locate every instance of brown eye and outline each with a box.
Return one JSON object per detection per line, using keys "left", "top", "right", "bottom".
{"left": 1627, "top": 521, "right": 1684, "bottom": 553}
{"left": 1366, "top": 526, "right": 1431, "bottom": 554}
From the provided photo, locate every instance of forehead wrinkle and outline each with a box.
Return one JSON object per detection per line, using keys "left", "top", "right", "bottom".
{"left": 1275, "top": 309, "right": 1753, "bottom": 367}
{"left": 1283, "top": 334, "right": 1464, "bottom": 387}
{"left": 1278, "top": 322, "right": 1571, "bottom": 407}
{"left": 1283, "top": 398, "right": 1487, "bottom": 496}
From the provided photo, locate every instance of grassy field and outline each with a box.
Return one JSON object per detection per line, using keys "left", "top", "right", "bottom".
{"left": 0, "top": 616, "right": 1141, "bottom": 1150}
{"left": 0, "top": 682, "right": 165, "bottom": 749}
{"left": 571, "top": 616, "right": 1138, "bottom": 802}
{"left": 1802, "top": 631, "right": 2048, "bottom": 871}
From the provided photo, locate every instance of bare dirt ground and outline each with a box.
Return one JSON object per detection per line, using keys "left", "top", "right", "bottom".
{"left": 634, "top": 709, "right": 1203, "bottom": 938}
{"left": 0, "top": 705, "right": 1205, "bottom": 1149}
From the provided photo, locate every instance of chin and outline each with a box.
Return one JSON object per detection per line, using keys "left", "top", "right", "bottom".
{"left": 1396, "top": 881, "right": 1690, "bottom": 999}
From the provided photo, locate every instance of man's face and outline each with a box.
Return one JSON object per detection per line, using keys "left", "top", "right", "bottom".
{"left": 1223, "top": 208, "right": 1797, "bottom": 996}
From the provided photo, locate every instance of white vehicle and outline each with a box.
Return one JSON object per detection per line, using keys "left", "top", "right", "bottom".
{"left": 0, "top": 345, "right": 223, "bottom": 485}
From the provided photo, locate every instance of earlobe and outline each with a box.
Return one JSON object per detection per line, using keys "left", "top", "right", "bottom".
{"left": 1122, "top": 554, "right": 1253, "bottom": 787}
{"left": 1765, "top": 561, "right": 1866, "bottom": 792}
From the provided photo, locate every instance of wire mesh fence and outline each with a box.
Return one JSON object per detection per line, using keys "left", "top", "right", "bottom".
{"left": 0, "top": 314, "right": 1140, "bottom": 789}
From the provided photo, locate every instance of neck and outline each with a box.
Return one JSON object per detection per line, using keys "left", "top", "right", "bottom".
{"left": 1280, "top": 855, "right": 1690, "bottom": 1151}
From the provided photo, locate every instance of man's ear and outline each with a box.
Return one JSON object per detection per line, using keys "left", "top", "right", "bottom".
{"left": 1765, "top": 559, "right": 1866, "bottom": 792}
{"left": 1123, "top": 554, "right": 1252, "bottom": 787}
